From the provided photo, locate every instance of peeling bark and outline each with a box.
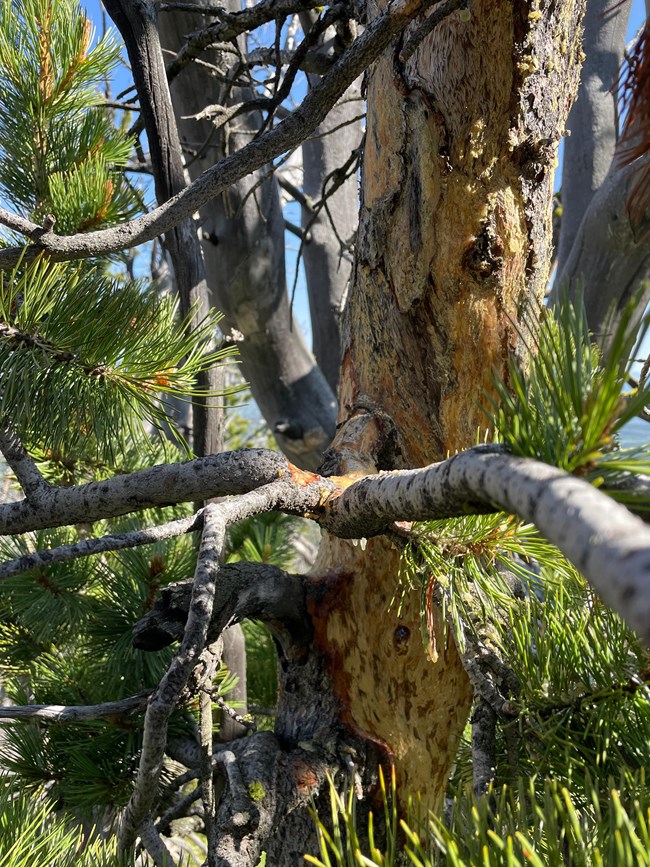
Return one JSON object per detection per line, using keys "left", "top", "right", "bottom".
{"left": 322, "top": 0, "right": 586, "bottom": 813}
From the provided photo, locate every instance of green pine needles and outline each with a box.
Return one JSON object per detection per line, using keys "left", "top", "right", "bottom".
{"left": 0, "top": 0, "right": 235, "bottom": 459}
{"left": 485, "top": 293, "right": 650, "bottom": 478}
{"left": 0, "top": 0, "right": 138, "bottom": 231}
{"left": 0, "top": 256, "right": 232, "bottom": 459}
{"left": 309, "top": 770, "right": 650, "bottom": 866}
{"left": 383, "top": 296, "right": 650, "bottom": 864}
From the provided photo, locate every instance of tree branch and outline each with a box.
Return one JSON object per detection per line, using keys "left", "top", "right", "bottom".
{"left": 163, "top": 0, "right": 328, "bottom": 84}
{"left": 0, "top": 691, "right": 151, "bottom": 722}
{"left": 0, "top": 510, "right": 204, "bottom": 580}
{"left": 3, "top": 442, "right": 650, "bottom": 641}
{"left": 0, "top": 425, "right": 50, "bottom": 504}
{"left": 321, "top": 445, "right": 650, "bottom": 643}
{"left": 0, "top": 0, "right": 440, "bottom": 270}
{"left": 0, "top": 448, "right": 302, "bottom": 535}
{"left": 118, "top": 479, "right": 321, "bottom": 851}
{"left": 119, "top": 502, "right": 228, "bottom": 852}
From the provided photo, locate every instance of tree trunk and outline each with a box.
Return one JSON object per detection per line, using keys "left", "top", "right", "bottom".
{"left": 306, "top": 0, "right": 586, "bottom": 824}
{"left": 157, "top": 2, "right": 337, "bottom": 471}
{"left": 301, "top": 76, "right": 363, "bottom": 394}
{"left": 141, "top": 2, "right": 586, "bottom": 861}
{"left": 555, "top": 0, "right": 630, "bottom": 279}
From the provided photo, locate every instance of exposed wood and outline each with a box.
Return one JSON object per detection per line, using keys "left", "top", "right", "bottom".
{"left": 321, "top": 0, "right": 586, "bottom": 809}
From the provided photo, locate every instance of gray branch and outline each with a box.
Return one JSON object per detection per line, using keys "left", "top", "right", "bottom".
{"left": 555, "top": 0, "right": 631, "bottom": 277}
{"left": 321, "top": 444, "right": 650, "bottom": 643}
{"left": 0, "top": 691, "right": 151, "bottom": 722}
{"left": 0, "top": 425, "right": 50, "bottom": 505}
{"left": 119, "top": 502, "right": 227, "bottom": 852}
{"left": 0, "top": 511, "right": 204, "bottom": 580}
{"left": 3, "top": 442, "right": 650, "bottom": 641}
{"left": 553, "top": 155, "right": 650, "bottom": 352}
{"left": 158, "top": 0, "right": 338, "bottom": 470}
{"left": 0, "top": 0, "right": 442, "bottom": 269}
{"left": 0, "top": 448, "right": 295, "bottom": 535}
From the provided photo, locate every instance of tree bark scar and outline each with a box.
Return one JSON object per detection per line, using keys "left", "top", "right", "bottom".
{"left": 285, "top": 463, "right": 322, "bottom": 486}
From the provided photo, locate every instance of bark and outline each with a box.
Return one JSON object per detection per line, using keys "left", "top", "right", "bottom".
{"left": 318, "top": 0, "right": 585, "bottom": 817}
{"left": 157, "top": 0, "right": 337, "bottom": 471}
{"left": 555, "top": 0, "right": 631, "bottom": 278}
{"left": 103, "top": 0, "right": 222, "bottom": 458}
{"left": 554, "top": 155, "right": 650, "bottom": 350}
{"left": 0, "top": 448, "right": 290, "bottom": 534}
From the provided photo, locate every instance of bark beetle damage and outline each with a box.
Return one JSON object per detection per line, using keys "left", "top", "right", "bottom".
{"left": 329, "top": 0, "right": 585, "bottom": 813}
{"left": 309, "top": 536, "right": 473, "bottom": 810}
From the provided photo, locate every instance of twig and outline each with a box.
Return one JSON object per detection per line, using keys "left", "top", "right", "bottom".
{"left": 277, "top": 175, "right": 315, "bottom": 211}
{"left": 0, "top": 691, "right": 151, "bottom": 722}
{"left": 213, "top": 692, "right": 256, "bottom": 732}
{"left": 0, "top": 510, "right": 205, "bottom": 580}
{"left": 197, "top": 644, "right": 221, "bottom": 867}
{"left": 164, "top": 0, "right": 327, "bottom": 84}
{"left": 119, "top": 503, "right": 227, "bottom": 852}
{"left": 119, "top": 479, "right": 316, "bottom": 851}
{"left": 156, "top": 787, "right": 203, "bottom": 836}
{"left": 284, "top": 218, "right": 311, "bottom": 242}
{"left": 0, "top": 425, "right": 50, "bottom": 504}
{"left": 101, "top": 99, "right": 140, "bottom": 111}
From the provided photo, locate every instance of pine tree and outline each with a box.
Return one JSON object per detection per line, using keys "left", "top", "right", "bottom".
{"left": 0, "top": 1, "right": 648, "bottom": 866}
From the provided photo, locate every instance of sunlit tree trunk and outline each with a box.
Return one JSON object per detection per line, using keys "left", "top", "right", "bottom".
{"left": 307, "top": 0, "right": 586, "bottom": 818}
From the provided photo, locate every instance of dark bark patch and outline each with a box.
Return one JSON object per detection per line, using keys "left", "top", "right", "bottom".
{"left": 462, "top": 222, "right": 504, "bottom": 281}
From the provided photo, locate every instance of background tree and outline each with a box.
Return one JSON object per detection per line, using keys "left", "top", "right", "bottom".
{"left": 0, "top": 0, "right": 649, "bottom": 865}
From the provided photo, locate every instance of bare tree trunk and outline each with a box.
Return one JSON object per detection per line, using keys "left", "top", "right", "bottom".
{"left": 157, "top": 1, "right": 337, "bottom": 471}
{"left": 311, "top": 0, "right": 586, "bottom": 814}
{"left": 553, "top": 2, "right": 650, "bottom": 348}
{"left": 555, "top": 0, "right": 631, "bottom": 278}
{"left": 301, "top": 78, "right": 363, "bottom": 394}
{"left": 103, "top": 0, "right": 223, "bottom": 459}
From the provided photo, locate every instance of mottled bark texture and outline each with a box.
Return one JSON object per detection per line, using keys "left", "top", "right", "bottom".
{"left": 157, "top": 1, "right": 337, "bottom": 471}
{"left": 311, "top": 0, "right": 586, "bottom": 814}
